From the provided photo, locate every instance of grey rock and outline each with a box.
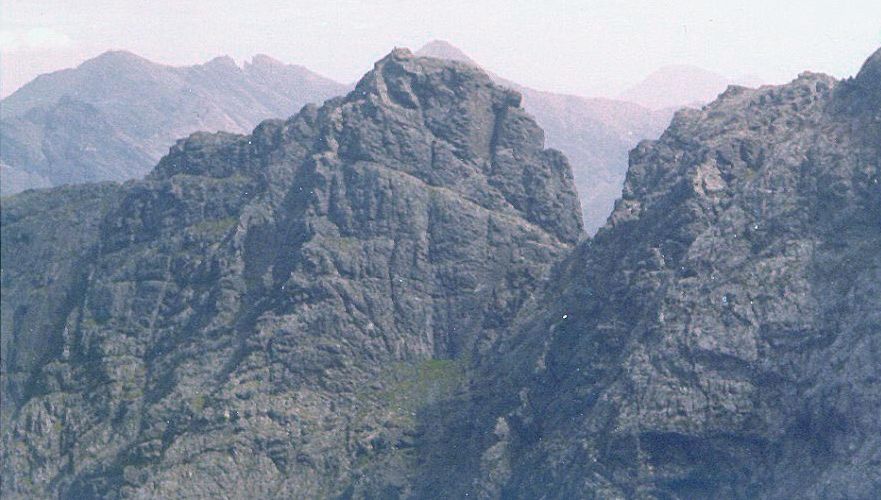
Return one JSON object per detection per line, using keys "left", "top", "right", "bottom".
{"left": 4, "top": 41, "right": 672, "bottom": 234}
{"left": 438, "top": 48, "right": 881, "bottom": 499}
{"left": 3, "top": 44, "right": 879, "bottom": 500}
{"left": 416, "top": 40, "right": 673, "bottom": 234}
{"left": 0, "top": 49, "right": 581, "bottom": 498}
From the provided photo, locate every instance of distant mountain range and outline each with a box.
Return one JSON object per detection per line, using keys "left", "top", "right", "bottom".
{"left": 619, "top": 64, "right": 764, "bottom": 109}
{"left": 0, "top": 51, "right": 347, "bottom": 195}
{"left": 0, "top": 41, "right": 760, "bottom": 232}
{"left": 416, "top": 41, "right": 674, "bottom": 232}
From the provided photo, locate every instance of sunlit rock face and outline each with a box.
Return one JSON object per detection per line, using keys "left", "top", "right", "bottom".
{"left": 0, "top": 49, "right": 581, "bottom": 498}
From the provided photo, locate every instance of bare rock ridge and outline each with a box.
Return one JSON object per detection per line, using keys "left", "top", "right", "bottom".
{"left": 0, "top": 50, "right": 348, "bottom": 196}
{"left": 2, "top": 46, "right": 879, "bottom": 499}
{"left": 0, "top": 49, "right": 582, "bottom": 498}
{"left": 3, "top": 41, "right": 671, "bottom": 236}
{"left": 416, "top": 40, "right": 673, "bottom": 234}
{"left": 425, "top": 48, "right": 881, "bottom": 498}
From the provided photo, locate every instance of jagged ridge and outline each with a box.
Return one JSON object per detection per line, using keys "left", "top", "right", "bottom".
{"left": 0, "top": 49, "right": 581, "bottom": 498}
{"left": 431, "top": 49, "right": 881, "bottom": 499}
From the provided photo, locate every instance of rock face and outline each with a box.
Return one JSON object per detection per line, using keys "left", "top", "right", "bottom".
{"left": 434, "top": 48, "right": 881, "bottom": 498}
{"left": 416, "top": 40, "right": 672, "bottom": 234}
{"left": 3, "top": 45, "right": 879, "bottom": 499}
{"left": 1, "top": 51, "right": 348, "bottom": 195}
{"left": 0, "top": 49, "right": 581, "bottom": 498}
{"left": 514, "top": 91, "right": 669, "bottom": 234}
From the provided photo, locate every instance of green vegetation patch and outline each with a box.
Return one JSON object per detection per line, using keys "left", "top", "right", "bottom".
{"left": 377, "top": 358, "right": 467, "bottom": 416}
{"left": 188, "top": 217, "right": 237, "bottom": 238}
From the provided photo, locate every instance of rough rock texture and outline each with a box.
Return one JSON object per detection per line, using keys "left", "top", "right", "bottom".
{"left": 1, "top": 51, "right": 348, "bottom": 195}
{"left": 0, "top": 49, "right": 581, "bottom": 498}
{"left": 416, "top": 40, "right": 672, "bottom": 234}
{"left": 438, "top": 48, "right": 881, "bottom": 498}
{"left": 3, "top": 46, "right": 879, "bottom": 499}
{"left": 5, "top": 40, "right": 671, "bottom": 233}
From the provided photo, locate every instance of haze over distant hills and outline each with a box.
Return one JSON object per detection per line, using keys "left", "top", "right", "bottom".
{"left": 620, "top": 64, "right": 764, "bottom": 110}
{"left": 1, "top": 41, "right": 763, "bottom": 232}
{"left": 416, "top": 40, "right": 673, "bottom": 232}
{"left": 0, "top": 51, "right": 347, "bottom": 195}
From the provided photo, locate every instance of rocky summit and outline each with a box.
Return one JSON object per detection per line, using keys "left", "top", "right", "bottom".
{"left": 416, "top": 40, "right": 672, "bottom": 234}
{"left": 0, "top": 49, "right": 581, "bottom": 498}
{"left": 1, "top": 45, "right": 880, "bottom": 499}
{"left": 424, "top": 48, "right": 881, "bottom": 498}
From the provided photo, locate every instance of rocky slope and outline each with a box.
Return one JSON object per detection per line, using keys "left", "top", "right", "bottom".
{"left": 0, "top": 49, "right": 581, "bottom": 498}
{"left": 1, "top": 51, "right": 347, "bottom": 195}
{"left": 431, "top": 48, "right": 881, "bottom": 498}
{"left": 417, "top": 40, "right": 672, "bottom": 233}
{"left": 2, "top": 45, "right": 879, "bottom": 499}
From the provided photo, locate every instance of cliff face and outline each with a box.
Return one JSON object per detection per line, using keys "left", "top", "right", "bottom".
{"left": 5, "top": 41, "right": 672, "bottom": 233}
{"left": 0, "top": 49, "right": 581, "bottom": 498}
{"left": 416, "top": 40, "right": 672, "bottom": 233}
{"left": 443, "top": 49, "right": 881, "bottom": 498}
{"left": 2, "top": 46, "right": 879, "bottom": 499}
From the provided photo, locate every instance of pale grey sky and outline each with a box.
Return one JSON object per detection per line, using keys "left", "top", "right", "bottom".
{"left": 2, "top": 0, "right": 880, "bottom": 98}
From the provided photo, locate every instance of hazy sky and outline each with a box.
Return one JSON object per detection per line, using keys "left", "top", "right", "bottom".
{"left": 2, "top": 0, "right": 880, "bottom": 98}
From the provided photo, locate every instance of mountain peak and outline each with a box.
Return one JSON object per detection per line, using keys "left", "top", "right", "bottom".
{"left": 203, "top": 55, "right": 239, "bottom": 70}
{"left": 355, "top": 47, "right": 508, "bottom": 110}
{"left": 1, "top": 44, "right": 584, "bottom": 498}
{"left": 92, "top": 49, "right": 144, "bottom": 61}
{"left": 390, "top": 46, "right": 414, "bottom": 58}
{"left": 620, "top": 64, "right": 763, "bottom": 110}
{"left": 249, "top": 53, "right": 285, "bottom": 67}
{"left": 855, "top": 47, "right": 881, "bottom": 92}
{"left": 415, "top": 40, "right": 478, "bottom": 66}
{"left": 79, "top": 50, "right": 154, "bottom": 70}
{"left": 0, "top": 49, "right": 347, "bottom": 194}
{"left": 837, "top": 46, "right": 881, "bottom": 139}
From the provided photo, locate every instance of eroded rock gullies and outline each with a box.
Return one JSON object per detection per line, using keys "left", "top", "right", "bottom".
{"left": 3, "top": 46, "right": 879, "bottom": 500}
{"left": 0, "top": 49, "right": 581, "bottom": 498}
{"left": 440, "top": 48, "right": 881, "bottom": 499}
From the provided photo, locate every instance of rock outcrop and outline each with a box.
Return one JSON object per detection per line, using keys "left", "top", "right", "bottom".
{"left": 5, "top": 41, "right": 672, "bottom": 234}
{"left": 0, "top": 49, "right": 581, "bottom": 498}
{"left": 436, "top": 48, "right": 881, "bottom": 498}
{"left": 416, "top": 40, "right": 672, "bottom": 234}
{"left": 2, "top": 46, "right": 879, "bottom": 499}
